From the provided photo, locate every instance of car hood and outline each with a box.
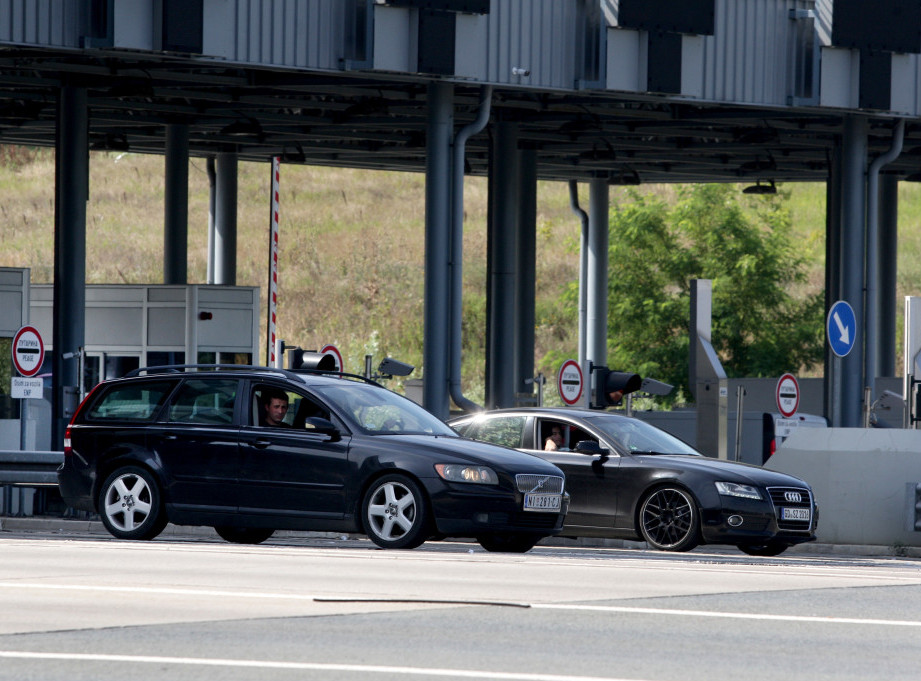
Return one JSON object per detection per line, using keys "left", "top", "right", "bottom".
{"left": 635, "top": 454, "right": 812, "bottom": 488}
{"left": 378, "top": 434, "right": 563, "bottom": 475}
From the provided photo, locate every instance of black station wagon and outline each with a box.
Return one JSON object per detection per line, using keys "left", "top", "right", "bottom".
{"left": 58, "top": 366, "right": 567, "bottom": 552}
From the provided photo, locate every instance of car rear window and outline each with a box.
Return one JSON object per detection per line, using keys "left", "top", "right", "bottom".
{"left": 85, "top": 380, "right": 176, "bottom": 422}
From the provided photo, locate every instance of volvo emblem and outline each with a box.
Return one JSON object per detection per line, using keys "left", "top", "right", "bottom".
{"left": 784, "top": 491, "right": 803, "bottom": 503}
{"left": 530, "top": 476, "right": 549, "bottom": 493}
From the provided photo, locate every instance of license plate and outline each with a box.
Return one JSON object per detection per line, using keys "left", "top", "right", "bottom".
{"left": 524, "top": 493, "right": 561, "bottom": 512}
{"left": 782, "top": 507, "right": 811, "bottom": 521}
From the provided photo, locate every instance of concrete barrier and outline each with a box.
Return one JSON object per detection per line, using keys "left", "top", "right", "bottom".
{"left": 766, "top": 428, "right": 921, "bottom": 547}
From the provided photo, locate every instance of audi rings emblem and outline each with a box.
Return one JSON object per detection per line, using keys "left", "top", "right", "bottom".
{"left": 784, "top": 491, "right": 803, "bottom": 503}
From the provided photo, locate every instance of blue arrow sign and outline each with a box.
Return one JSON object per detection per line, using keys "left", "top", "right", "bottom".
{"left": 827, "top": 300, "right": 856, "bottom": 357}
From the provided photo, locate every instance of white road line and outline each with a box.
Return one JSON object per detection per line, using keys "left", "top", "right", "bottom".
{"left": 2, "top": 582, "right": 921, "bottom": 628}
{"left": 0, "top": 651, "right": 651, "bottom": 681}
{"left": 533, "top": 604, "right": 921, "bottom": 627}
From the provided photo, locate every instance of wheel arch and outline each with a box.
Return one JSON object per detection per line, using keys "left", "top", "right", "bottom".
{"left": 632, "top": 479, "right": 702, "bottom": 538}
{"left": 92, "top": 452, "right": 166, "bottom": 514}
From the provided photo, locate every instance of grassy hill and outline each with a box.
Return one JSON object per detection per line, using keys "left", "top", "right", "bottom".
{"left": 1, "top": 148, "right": 920, "bottom": 403}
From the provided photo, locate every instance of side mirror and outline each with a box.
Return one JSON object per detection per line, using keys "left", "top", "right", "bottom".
{"left": 304, "top": 416, "right": 341, "bottom": 441}
{"left": 574, "top": 440, "right": 608, "bottom": 456}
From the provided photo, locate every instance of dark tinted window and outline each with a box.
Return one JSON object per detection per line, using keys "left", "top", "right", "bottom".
{"left": 167, "top": 378, "right": 238, "bottom": 425}
{"left": 466, "top": 416, "right": 526, "bottom": 448}
{"left": 86, "top": 381, "right": 175, "bottom": 422}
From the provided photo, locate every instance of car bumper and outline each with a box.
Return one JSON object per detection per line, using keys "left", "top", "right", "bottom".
{"left": 700, "top": 500, "right": 818, "bottom": 546}
{"left": 56, "top": 460, "right": 96, "bottom": 513}
{"left": 424, "top": 479, "right": 568, "bottom": 537}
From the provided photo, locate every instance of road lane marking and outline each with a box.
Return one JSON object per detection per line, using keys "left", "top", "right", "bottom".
{"left": 0, "top": 651, "right": 651, "bottom": 681}
{"left": 5, "top": 582, "right": 921, "bottom": 628}
{"left": 533, "top": 604, "right": 921, "bottom": 627}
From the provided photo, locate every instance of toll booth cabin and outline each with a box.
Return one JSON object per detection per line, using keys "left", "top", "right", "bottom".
{"left": 8, "top": 283, "right": 259, "bottom": 451}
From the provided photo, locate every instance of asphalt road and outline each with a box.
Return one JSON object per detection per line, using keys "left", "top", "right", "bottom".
{"left": 1, "top": 529, "right": 920, "bottom": 681}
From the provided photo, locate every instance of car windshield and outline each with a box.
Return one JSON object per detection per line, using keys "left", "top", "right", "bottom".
{"left": 583, "top": 415, "right": 701, "bottom": 456}
{"left": 315, "top": 382, "right": 457, "bottom": 436}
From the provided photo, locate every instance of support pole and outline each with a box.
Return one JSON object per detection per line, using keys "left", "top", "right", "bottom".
{"left": 486, "top": 121, "right": 519, "bottom": 409}
{"left": 586, "top": 178, "right": 608, "bottom": 369}
{"left": 214, "top": 152, "right": 238, "bottom": 286}
{"left": 515, "top": 148, "right": 537, "bottom": 402}
{"left": 52, "top": 85, "right": 88, "bottom": 447}
{"left": 164, "top": 124, "right": 189, "bottom": 285}
{"left": 839, "top": 116, "right": 868, "bottom": 427}
{"left": 423, "top": 82, "right": 453, "bottom": 418}
{"left": 879, "top": 174, "right": 899, "bottom": 378}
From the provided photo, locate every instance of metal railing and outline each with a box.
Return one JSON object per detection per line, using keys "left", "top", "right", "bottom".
{"left": 0, "top": 450, "right": 64, "bottom": 485}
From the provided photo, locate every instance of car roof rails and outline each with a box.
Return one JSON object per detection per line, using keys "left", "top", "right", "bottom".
{"left": 122, "top": 364, "right": 384, "bottom": 387}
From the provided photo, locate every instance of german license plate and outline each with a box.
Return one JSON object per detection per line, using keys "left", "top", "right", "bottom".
{"left": 524, "top": 493, "right": 561, "bottom": 512}
{"left": 782, "top": 507, "right": 810, "bottom": 521}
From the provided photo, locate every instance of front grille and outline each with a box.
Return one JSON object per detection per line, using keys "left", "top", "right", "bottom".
{"left": 515, "top": 474, "right": 564, "bottom": 495}
{"left": 767, "top": 486, "right": 814, "bottom": 532}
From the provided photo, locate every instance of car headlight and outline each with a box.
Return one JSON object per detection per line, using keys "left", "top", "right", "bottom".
{"left": 435, "top": 463, "right": 499, "bottom": 485}
{"left": 715, "top": 481, "right": 762, "bottom": 500}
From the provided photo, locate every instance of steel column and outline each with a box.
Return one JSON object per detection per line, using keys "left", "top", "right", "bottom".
{"left": 586, "top": 178, "right": 608, "bottom": 369}
{"left": 824, "top": 150, "right": 843, "bottom": 426}
{"left": 839, "top": 116, "right": 868, "bottom": 427}
{"left": 879, "top": 174, "right": 899, "bottom": 378}
{"left": 214, "top": 152, "right": 238, "bottom": 286}
{"left": 486, "top": 121, "right": 519, "bottom": 409}
{"left": 422, "top": 81, "right": 453, "bottom": 418}
{"left": 515, "top": 148, "right": 537, "bottom": 401}
{"left": 164, "top": 124, "right": 189, "bottom": 285}
{"left": 52, "top": 85, "right": 87, "bottom": 447}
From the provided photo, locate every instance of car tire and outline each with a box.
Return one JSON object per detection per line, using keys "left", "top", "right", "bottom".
{"left": 361, "top": 474, "right": 430, "bottom": 550}
{"left": 98, "top": 466, "right": 168, "bottom": 541}
{"left": 638, "top": 486, "right": 700, "bottom": 552}
{"left": 214, "top": 526, "right": 276, "bottom": 545}
{"left": 738, "top": 541, "right": 789, "bottom": 557}
{"left": 476, "top": 533, "right": 539, "bottom": 553}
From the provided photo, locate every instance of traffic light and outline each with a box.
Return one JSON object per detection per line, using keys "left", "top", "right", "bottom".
{"left": 592, "top": 367, "right": 641, "bottom": 409}
{"left": 288, "top": 349, "right": 337, "bottom": 372}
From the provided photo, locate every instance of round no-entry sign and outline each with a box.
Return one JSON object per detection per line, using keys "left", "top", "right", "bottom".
{"left": 775, "top": 373, "right": 800, "bottom": 418}
{"left": 320, "top": 344, "right": 343, "bottom": 372}
{"left": 557, "top": 359, "right": 584, "bottom": 406}
{"left": 12, "top": 325, "right": 44, "bottom": 377}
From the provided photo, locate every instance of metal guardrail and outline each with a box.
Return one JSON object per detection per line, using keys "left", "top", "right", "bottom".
{"left": 0, "top": 451, "right": 64, "bottom": 485}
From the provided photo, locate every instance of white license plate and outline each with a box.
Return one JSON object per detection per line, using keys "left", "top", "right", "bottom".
{"left": 524, "top": 493, "right": 561, "bottom": 512}
{"left": 782, "top": 507, "right": 811, "bottom": 521}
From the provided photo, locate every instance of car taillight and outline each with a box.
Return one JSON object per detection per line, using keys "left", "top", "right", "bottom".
{"left": 768, "top": 438, "right": 776, "bottom": 459}
{"left": 63, "top": 426, "right": 72, "bottom": 457}
{"left": 64, "top": 384, "right": 101, "bottom": 457}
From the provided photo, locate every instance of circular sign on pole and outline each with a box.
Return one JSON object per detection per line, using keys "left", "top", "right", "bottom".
{"left": 12, "top": 325, "right": 45, "bottom": 377}
{"left": 557, "top": 359, "right": 584, "bottom": 406}
{"left": 776, "top": 373, "right": 800, "bottom": 418}
{"left": 827, "top": 300, "right": 856, "bottom": 358}
{"left": 320, "top": 344, "right": 343, "bottom": 372}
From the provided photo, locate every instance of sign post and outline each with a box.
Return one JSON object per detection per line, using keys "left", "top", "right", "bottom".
{"left": 557, "top": 359, "right": 584, "bottom": 407}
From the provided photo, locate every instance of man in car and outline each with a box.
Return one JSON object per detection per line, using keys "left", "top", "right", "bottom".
{"left": 260, "top": 388, "right": 291, "bottom": 427}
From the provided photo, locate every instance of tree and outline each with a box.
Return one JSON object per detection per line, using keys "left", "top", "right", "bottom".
{"left": 596, "top": 184, "right": 824, "bottom": 403}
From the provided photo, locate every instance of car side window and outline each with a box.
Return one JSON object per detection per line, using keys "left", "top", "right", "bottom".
{"left": 469, "top": 416, "right": 526, "bottom": 449}
{"left": 167, "top": 378, "right": 238, "bottom": 425}
{"left": 86, "top": 380, "right": 175, "bottom": 422}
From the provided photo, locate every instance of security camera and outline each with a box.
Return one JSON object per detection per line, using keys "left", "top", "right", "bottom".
{"left": 512, "top": 67, "right": 530, "bottom": 77}
{"left": 378, "top": 357, "right": 414, "bottom": 377}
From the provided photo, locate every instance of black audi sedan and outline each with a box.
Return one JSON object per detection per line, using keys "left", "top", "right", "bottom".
{"left": 58, "top": 366, "right": 567, "bottom": 552}
{"left": 449, "top": 408, "right": 817, "bottom": 556}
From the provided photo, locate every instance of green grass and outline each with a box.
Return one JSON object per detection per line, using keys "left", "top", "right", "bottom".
{"left": 2, "top": 149, "right": 921, "bottom": 401}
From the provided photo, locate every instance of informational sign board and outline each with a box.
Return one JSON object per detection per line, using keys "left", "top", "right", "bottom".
{"left": 776, "top": 373, "right": 800, "bottom": 418}
{"left": 827, "top": 300, "right": 856, "bottom": 357}
{"left": 11, "top": 376, "right": 43, "bottom": 399}
{"left": 321, "top": 344, "right": 343, "bottom": 372}
{"left": 12, "top": 324, "right": 44, "bottom": 377}
{"left": 557, "top": 359, "right": 584, "bottom": 406}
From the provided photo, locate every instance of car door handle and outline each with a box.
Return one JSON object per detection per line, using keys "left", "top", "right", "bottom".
{"left": 162, "top": 434, "right": 178, "bottom": 441}
{"left": 251, "top": 439, "right": 272, "bottom": 449}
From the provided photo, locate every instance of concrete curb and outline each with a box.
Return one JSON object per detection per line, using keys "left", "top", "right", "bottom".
{"left": 3, "top": 516, "right": 920, "bottom": 558}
